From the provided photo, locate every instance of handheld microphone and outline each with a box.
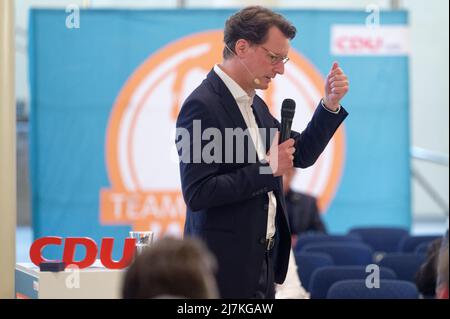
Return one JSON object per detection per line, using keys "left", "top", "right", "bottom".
{"left": 224, "top": 44, "right": 260, "bottom": 85}
{"left": 280, "top": 98, "right": 296, "bottom": 143}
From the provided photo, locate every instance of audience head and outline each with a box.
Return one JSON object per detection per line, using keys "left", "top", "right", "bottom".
{"left": 436, "top": 239, "right": 449, "bottom": 299}
{"left": 122, "top": 237, "right": 218, "bottom": 299}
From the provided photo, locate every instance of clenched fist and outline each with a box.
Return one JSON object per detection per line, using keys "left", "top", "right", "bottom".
{"left": 323, "top": 62, "right": 349, "bottom": 111}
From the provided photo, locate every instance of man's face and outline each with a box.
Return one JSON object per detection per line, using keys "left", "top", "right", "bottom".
{"left": 244, "top": 26, "right": 291, "bottom": 90}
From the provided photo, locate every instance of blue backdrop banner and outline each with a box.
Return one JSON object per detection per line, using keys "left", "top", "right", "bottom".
{"left": 29, "top": 9, "right": 410, "bottom": 260}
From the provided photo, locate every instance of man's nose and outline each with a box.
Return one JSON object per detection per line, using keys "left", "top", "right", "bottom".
{"left": 273, "top": 62, "right": 285, "bottom": 75}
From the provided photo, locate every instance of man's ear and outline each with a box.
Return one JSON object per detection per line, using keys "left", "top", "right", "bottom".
{"left": 234, "top": 39, "right": 250, "bottom": 57}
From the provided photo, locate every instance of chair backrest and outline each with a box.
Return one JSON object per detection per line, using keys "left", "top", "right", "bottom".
{"left": 309, "top": 265, "right": 397, "bottom": 299}
{"left": 348, "top": 227, "right": 409, "bottom": 253}
{"left": 295, "top": 234, "right": 362, "bottom": 253}
{"left": 294, "top": 251, "right": 334, "bottom": 291}
{"left": 398, "top": 235, "right": 441, "bottom": 253}
{"left": 302, "top": 242, "right": 374, "bottom": 266}
{"left": 326, "top": 279, "right": 419, "bottom": 299}
{"left": 378, "top": 253, "right": 426, "bottom": 282}
{"left": 414, "top": 241, "right": 431, "bottom": 256}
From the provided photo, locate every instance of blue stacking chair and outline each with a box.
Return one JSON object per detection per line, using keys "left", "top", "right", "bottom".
{"left": 295, "top": 234, "right": 362, "bottom": 253}
{"left": 302, "top": 242, "right": 374, "bottom": 266}
{"left": 309, "top": 266, "right": 397, "bottom": 299}
{"left": 348, "top": 227, "right": 409, "bottom": 253}
{"left": 378, "top": 253, "right": 426, "bottom": 282}
{"left": 414, "top": 241, "right": 431, "bottom": 256}
{"left": 294, "top": 251, "right": 334, "bottom": 291}
{"left": 326, "top": 279, "right": 419, "bottom": 299}
{"left": 398, "top": 235, "right": 441, "bottom": 253}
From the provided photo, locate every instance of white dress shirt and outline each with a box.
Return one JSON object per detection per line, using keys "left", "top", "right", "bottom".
{"left": 214, "top": 64, "right": 277, "bottom": 240}
{"left": 275, "top": 249, "right": 310, "bottom": 299}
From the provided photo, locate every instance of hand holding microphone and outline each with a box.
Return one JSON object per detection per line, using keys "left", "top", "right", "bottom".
{"left": 267, "top": 99, "right": 296, "bottom": 177}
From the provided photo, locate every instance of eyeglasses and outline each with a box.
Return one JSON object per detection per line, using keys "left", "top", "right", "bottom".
{"left": 260, "top": 46, "right": 289, "bottom": 65}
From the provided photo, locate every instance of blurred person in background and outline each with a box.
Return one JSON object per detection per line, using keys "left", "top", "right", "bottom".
{"left": 275, "top": 248, "right": 310, "bottom": 299}
{"left": 283, "top": 167, "right": 327, "bottom": 247}
{"left": 415, "top": 238, "right": 442, "bottom": 297}
{"left": 436, "top": 231, "right": 449, "bottom": 299}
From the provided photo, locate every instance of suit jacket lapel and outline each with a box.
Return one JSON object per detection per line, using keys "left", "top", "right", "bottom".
{"left": 252, "top": 99, "right": 274, "bottom": 152}
{"left": 206, "top": 70, "right": 248, "bottom": 130}
{"left": 206, "top": 69, "right": 275, "bottom": 155}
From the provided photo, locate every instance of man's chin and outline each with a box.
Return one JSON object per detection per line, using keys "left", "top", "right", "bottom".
{"left": 258, "top": 83, "right": 270, "bottom": 90}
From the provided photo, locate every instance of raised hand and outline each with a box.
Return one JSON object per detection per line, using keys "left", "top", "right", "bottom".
{"left": 323, "top": 62, "right": 349, "bottom": 111}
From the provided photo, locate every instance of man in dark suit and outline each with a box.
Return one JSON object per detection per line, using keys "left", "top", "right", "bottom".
{"left": 176, "top": 6, "right": 349, "bottom": 298}
{"left": 283, "top": 168, "right": 327, "bottom": 237}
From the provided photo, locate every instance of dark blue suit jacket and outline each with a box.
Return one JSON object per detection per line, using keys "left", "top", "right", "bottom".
{"left": 176, "top": 69, "right": 348, "bottom": 298}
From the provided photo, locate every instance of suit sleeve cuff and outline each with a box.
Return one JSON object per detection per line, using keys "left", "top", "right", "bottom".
{"left": 321, "top": 99, "right": 341, "bottom": 114}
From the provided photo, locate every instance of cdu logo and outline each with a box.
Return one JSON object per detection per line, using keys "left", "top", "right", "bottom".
{"left": 100, "top": 30, "right": 346, "bottom": 238}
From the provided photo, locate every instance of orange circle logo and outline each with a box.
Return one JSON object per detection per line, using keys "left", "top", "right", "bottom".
{"left": 100, "top": 30, "right": 346, "bottom": 237}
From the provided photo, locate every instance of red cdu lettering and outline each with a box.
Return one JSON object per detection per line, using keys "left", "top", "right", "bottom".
{"left": 62, "top": 237, "right": 98, "bottom": 269}
{"left": 30, "top": 237, "right": 138, "bottom": 269}
{"left": 100, "top": 238, "right": 136, "bottom": 269}
{"left": 29, "top": 236, "right": 63, "bottom": 266}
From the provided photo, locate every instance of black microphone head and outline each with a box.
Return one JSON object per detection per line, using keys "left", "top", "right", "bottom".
{"left": 281, "top": 98, "right": 296, "bottom": 119}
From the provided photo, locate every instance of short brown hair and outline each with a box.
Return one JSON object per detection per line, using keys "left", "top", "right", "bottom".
{"left": 223, "top": 6, "right": 296, "bottom": 59}
{"left": 122, "top": 237, "right": 218, "bottom": 299}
